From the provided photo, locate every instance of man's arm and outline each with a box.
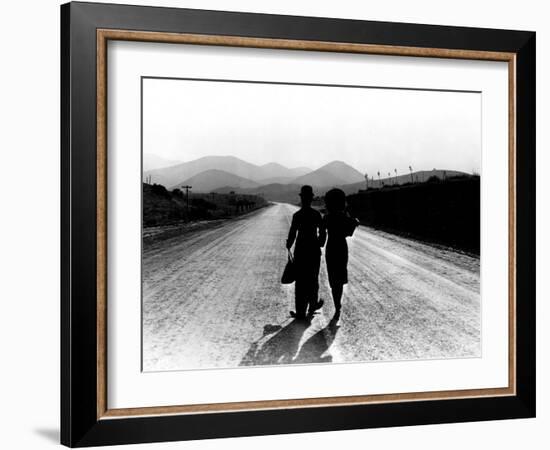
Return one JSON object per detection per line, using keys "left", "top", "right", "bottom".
{"left": 318, "top": 215, "right": 327, "bottom": 247}
{"left": 286, "top": 214, "right": 297, "bottom": 249}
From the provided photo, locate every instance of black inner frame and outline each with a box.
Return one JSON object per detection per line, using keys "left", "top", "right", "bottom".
{"left": 61, "top": 2, "right": 535, "bottom": 447}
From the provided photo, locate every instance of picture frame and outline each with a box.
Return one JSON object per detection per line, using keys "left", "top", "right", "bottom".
{"left": 60, "top": 1, "right": 535, "bottom": 447}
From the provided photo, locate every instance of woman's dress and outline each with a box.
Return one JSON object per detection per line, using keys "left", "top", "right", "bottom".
{"left": 323, "top": 212, "right": 358, "bottom": 287}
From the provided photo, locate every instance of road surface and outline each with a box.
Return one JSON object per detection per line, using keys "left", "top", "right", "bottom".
{"left": 142, "top": 203, "right": 480, "bottom": 371}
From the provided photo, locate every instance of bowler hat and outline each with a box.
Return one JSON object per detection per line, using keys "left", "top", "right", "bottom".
{"left": 299, "top": 185, "right": 314, "bottom": 199}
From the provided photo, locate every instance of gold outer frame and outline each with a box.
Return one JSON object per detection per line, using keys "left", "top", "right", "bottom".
{"left": 96, "top": 29, "right": 517, "bottom": 420}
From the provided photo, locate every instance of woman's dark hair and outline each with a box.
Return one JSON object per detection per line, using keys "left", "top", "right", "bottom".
{"left": 324, "top": 188, "right": 346, "bottom": 213}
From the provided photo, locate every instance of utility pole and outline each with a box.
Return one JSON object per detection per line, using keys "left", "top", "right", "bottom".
{"left": 181, "top": 185, "right": 192, "bottom": 215}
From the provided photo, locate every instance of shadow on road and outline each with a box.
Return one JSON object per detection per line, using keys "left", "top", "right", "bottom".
{"left": 240, "top": 320, "right": 309, "bottom": 366}
{"left": 240, "top": 318, "right": 339, "bottom": 366}
{"left": 294, "top": 320, "right": 340, "bottom": 364}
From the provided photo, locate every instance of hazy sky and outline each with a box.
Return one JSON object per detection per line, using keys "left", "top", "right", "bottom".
{"left": 143, "top": 78, "right": 481, "bottom": 174}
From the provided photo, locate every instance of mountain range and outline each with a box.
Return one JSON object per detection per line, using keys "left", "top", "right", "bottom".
{"left": 178, "top": 169, "right": 260, "bottom": 192}
{"left": 144, "top": 156, "right": 311, "bottom": 189}
{"left": 144, "top": 155, "right": 469, "bottom": 202}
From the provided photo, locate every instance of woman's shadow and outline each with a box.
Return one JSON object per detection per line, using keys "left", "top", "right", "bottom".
{"left": 293, "top": 319, "right": 339, "bottom": 364}
{"left": 240, "top": 317, "right": 339, "bottom": 366}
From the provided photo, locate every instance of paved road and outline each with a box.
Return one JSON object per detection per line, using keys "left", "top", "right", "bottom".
{"left": 142, "top": 203, "right": 480, "bottom": 372}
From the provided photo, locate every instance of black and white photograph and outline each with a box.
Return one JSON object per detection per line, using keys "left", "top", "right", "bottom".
{"left": 0, "top": 0, "right": 543, "bottom": 447}
{"left": 141, "top": 77, "right": 482, "bottom": 372}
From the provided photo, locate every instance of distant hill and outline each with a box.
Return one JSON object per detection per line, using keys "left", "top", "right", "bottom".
{"left": 259, "top": 163, "right": 311, "bottom": 179}
{"left": 173, "top": 169, "right": 260, "bottom": 192}
{"left": 145, "top": 155, "right": 312, "bottom": 187}
{"left": 213, "top": 169, "right": 473, "bottom": 203}
{"left": 143, "top": 154, "right": 180, "bottom": 171}
{"left": 293, "top": 168, "right": 347, "bottom": 188}
{"left": 146, "top": 156, "right": 261, "bottom": 188}
{"left": 256, "top": 176, "right": 296, "bottom": 185}
{"left": 289, "top": 166, "right": 312, "bottom": 177}
{"left": 341, "top": 169, "right": 470, "bottom": 194}
{"left": 292, "top": 161, "right": 364, "bottom": 187}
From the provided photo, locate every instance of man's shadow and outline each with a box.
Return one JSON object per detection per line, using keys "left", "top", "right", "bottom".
{"left": 240, "top": 320, "right": 310, "bottom": 366}
{"left": 293, "top": 319, "right": 340, "bottom": 364}
{"left": 240, "top": 318, "right": 340, "bottom": 366}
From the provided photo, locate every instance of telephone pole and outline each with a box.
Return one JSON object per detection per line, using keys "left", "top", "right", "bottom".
{"left": 181, "top": 185, "right": 192, "bottom": 214}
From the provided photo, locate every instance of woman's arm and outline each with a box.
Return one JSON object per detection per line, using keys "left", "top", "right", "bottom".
{"left": 345, "top": 213, "right": 360, "bottom": 237}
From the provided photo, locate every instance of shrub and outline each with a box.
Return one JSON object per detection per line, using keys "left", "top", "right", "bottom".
{"left": 191, "top": 198, "right": 217, "bottom": 210}
{"left": 151, "top": 183, "right": 171, "bottom": 198}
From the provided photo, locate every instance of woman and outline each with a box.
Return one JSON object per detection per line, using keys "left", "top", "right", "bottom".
{"left": 323, "top": 188, "right": 359, "bottom": 319}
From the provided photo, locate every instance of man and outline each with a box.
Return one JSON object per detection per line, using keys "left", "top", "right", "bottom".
{"left": 286, "top": 185, "right": 326, "bottom": 320}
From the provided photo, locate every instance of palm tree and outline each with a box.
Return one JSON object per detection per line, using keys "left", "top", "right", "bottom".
{"left": 394, "top": 168, "right": 398, "bottom": 185}
{"left": 377, "top": 171, "right": 381, "bottom": 188}
{"left": 364, "top": 173, "right": 369, "bottom": 190}
{"left": 409, "top": 165, "right": 413, "bottom": 183}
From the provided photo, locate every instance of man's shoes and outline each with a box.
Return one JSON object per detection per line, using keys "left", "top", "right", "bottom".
{"left": 307, "top": 299, "right": 324, "bottom": 316}
{"left": 329, "top": 310, "right": 341, "bottom": 327}
{"left": 290, "top": 311, "right": 307, "bottom": 320}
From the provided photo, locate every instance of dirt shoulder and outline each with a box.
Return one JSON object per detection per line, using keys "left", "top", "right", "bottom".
{"left": 143, "top": 203, "right": 272, "bottom": 246}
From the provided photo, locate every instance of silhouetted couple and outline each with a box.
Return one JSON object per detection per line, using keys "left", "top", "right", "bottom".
{"left": 286, "top": 185, "right": 359, "bottom": 321}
